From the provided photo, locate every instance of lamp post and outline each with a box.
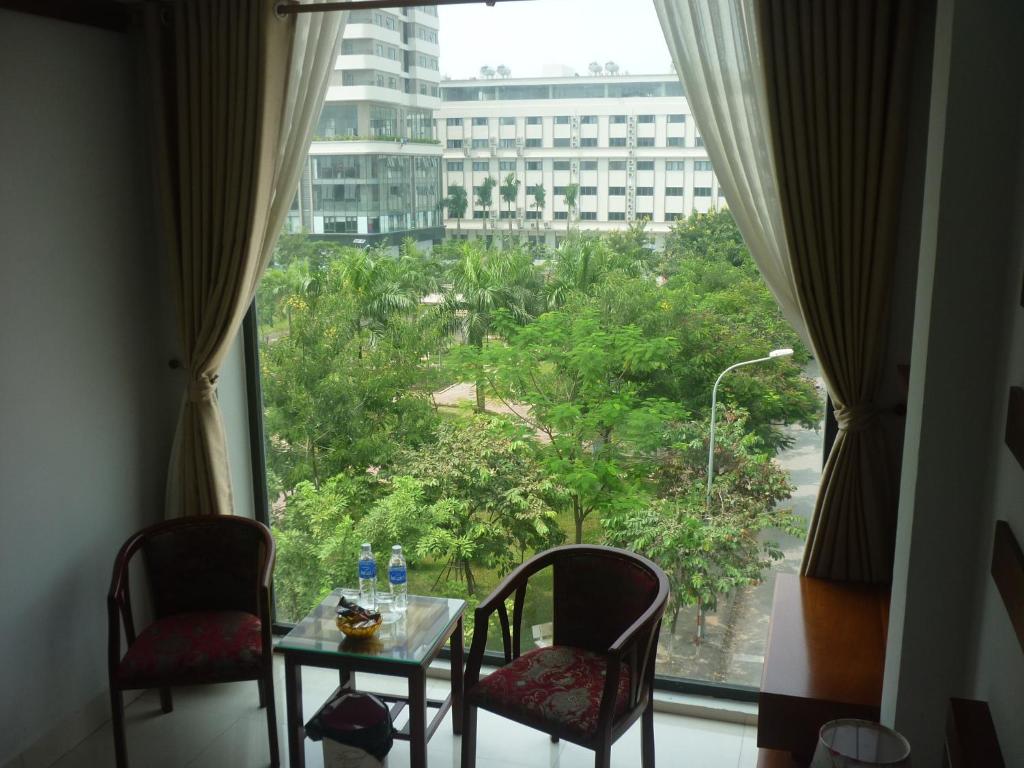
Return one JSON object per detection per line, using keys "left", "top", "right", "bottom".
{"left": 705, "top": 348, "right": 794, "bottom": 508}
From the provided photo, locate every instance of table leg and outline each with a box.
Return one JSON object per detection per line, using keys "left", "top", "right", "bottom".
{"left": 451, "top": 616, "right": 464, "bottom": 735}
{"left": 408, "top": 668, "right": 428, "bottom": 768}
{"left": 285, "top": 655, "right": 305, "bottom": 768}
{"left": 339, "top": 666, "right": 353, "bottom": 690}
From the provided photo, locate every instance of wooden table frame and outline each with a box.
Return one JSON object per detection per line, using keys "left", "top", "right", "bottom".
{"left": 282, "top": 614, "right": 464, "bottom": 768}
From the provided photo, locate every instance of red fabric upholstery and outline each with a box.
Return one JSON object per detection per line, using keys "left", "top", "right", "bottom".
{"left": 469, "top": 646, "right": 631, "bottom": 739}
{"left": 115, "top": 610, "right": 262, "bottom": 688}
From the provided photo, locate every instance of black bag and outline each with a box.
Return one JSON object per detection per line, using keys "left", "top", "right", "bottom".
{"left": 305, "top": 691, "right": 395, "bottom": 761}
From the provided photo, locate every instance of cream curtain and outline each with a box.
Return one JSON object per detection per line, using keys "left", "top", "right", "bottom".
{"left": 758, "top": 0, "right": 916, "bottom": 581}
{"left": 148, "top": 0, "right": 347, "bottom": 517}
{"left": 653, "top": 0, "right": 808, "bottom": 343}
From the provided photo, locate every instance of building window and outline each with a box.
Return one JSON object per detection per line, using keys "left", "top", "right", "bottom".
{"left": 499, "top": 160, "right": 516, "bottom": 171}
{"left": 580, "top": 115, "right": 598, "bottom": 124}
{"left": 665, "top": 161, "right": 685, "bottom": 171}
{"left": 580, "top": 186, "right": 597, "bottom": 195}
{"left": 667, "top": 137, "right": 685, "bottom": 147}
{"left": 694, "top": 187, "right": 712, "bottom": 196}
{"left": 608, "top": 211, "right": 626, "bottom": 220}
{"left": 447, "top": 139, "right": 463, "bottom": 149}
{"left": 637, "top": 160, "right": 655, "bottom": 170}
{"left": 579, "top": 160, "right": 598, "bottom": 171}
{"left": 665, "top": 187, "right": 684, "bottom": 196}
{"left": 553, "top": 138, "right": 571, "bottom": 147}
{"left": 637, "top": 137, "right": 655, "bottom": 147}
{"left": 525, "top": 138, "right": 542, "bottom": 147}
{"left": 694, "top": 160, "right": 713, "bottom": 171}
{"left": 608, "top": 187, "right": 626, "bottom": 195}
{"left": 500, "top": 116, "right": 516, "bottom": 126}
{"left": 577, "top": 138, "right": 596, "bottom": 148}
{"left": 526, "top": 160, "right": 542, "bottom": 170}
{"left": 608, "top": 160, "right": 627, "bottom": 170}
{"left": 446, "top": 161, "right": 464, "bottom": 172}
{"left": 668, "top": 114, "right": 686, "bottom": 123}
{"left": 446, "top": 117, "right": 462, "bottom": 127}
{"left": 636, "top": 187, "right": 654, "bottom": 196}
{"left": 526, "top": 116, "right": 542, "bottom": 125}
{"left": 665, "top": 212, "right": 683, "bottom": 221}
{"left": 525, "top": 210, "right": 541, "bottom": 219}
{"left": 638, "top": 114, "right": 655, "bottom": 123}
{"left": 553, "top": 186, "right": 567, "bottom": 195}
{"left": 610, "top": 115, "right": 627, "bottom": 124}
{"left": 552, "top": 161, "right": 571, "bottom": 171}
{"left": 555, "top": 116, "right": 571, "bottom": 124}
{"left": 472, "top": 161, "right": 489, "bottom": 171}
{"left": 609, "top": 138, "right": 627, "bottom": 147}
{"left": 472, "top": 117, "right": 488, "bottom": 126}
{"left": 579, "top": 212, "right": 597, "bottom": 220}
{"left": 473, "top": 210, "right": 488, "bottom": 219}
{"left": 499, "top": 138, "right": 516, "bottom": 148}
{"left": 472, "top": 139, "right": 488, "bottom": 148}
{"left": 554, "top": 211, "right": 569, "bottom": 220}
{"left": 696, "top": 136, "right": 705, "bottom": 147}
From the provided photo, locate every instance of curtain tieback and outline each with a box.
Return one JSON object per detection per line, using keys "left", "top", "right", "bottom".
{"left": 187, "top": 373, "right": 219, "bottom": 404}
{"left": 834, "top": 402, "right": 879, "bottom": 433}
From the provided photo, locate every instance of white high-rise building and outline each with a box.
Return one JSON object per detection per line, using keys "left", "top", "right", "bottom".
{"left": 290, "top": 6, "right": 443, "bottom": 247}
{"left": 436, "top": 74, "right": 726, "bottom": 247}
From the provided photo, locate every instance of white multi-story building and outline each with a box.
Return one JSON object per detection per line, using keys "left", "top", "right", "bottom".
{"left": 290, "top": 6, "right": 444, "bottom": 247}
{"left": 436, "top": 74, "right": 726, "bottom": 247}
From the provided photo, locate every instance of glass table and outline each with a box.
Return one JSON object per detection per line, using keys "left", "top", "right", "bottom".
{"left": 278, "top": 591, "right": 466, "bottom": 768}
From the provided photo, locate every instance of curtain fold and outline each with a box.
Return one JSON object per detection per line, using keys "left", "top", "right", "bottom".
{"left": 147, "top": 0, "right": 347, "bottom": 517}
{"left": 652, "top": 0, "right": 809, "bottom": 344}
{"left": 758, "top": 0, "right": 916, "bottom": 582}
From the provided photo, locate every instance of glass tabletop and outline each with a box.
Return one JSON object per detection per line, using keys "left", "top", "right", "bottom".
{"left": 277, "top": 591, "right": 466, "bottom": 666}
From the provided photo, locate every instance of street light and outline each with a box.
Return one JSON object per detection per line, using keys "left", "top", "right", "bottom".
{"left": 705, "top": 348, "right": 794, "bottom": 506}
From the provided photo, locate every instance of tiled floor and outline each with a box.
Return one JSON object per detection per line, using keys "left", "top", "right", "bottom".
{"left": 52, "top": 657, "right": 759, "bottom": 767}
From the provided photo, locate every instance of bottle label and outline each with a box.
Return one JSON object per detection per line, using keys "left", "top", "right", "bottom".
{"left": 359, "top": 560, "right": 376, "bottom": 579}
{"left": 389, "top": 566, "right": 407, "bottom": 585}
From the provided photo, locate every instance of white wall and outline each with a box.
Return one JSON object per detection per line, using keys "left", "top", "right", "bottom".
{"left": 882, "top": 0, "right": 1024, "bottom": 763}
{"left": 0, "top": 11, "right": 180, "bottom": 765}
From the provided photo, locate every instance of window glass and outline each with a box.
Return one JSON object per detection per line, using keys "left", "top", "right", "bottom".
{"left": 553, "top": 138, "right": 571, "bottom": 147}
{"left": 552, "top": 161, "right": 571, "bottom": 171}
{"left": 608, "top": 186, "right": 626, "bottom": 195}
{"left": 608, "top": 160, "right": 627, "bottom": 170}
{"left": 526, "top": 160, "right": 542, "bottom": 170}
{"left": 579, "top": 161, "right": 598, "bottom": 171}
{"left": 638, "top": 114, "right": 656, "bottom": 123}
{"left": 667, "top": 137, "right": 684, "bottom": 147}
{"left": 526, "top": 116, "right": 542, "bottom": 125}
{"left": 637, "top": 161, "right": 655, "bottom": 170}
{"left": 668, "top": 114, "right": 686, "bottom": 123}
{"left": 694, "top": 186, "right": 712, "bottom": 196}
{"left": 636, "top": 187, "right": 654, "bottom": 196}
{"left": 579, "top": 212, "right": 597, "bottom": 220}
{"left": 580, "top": 138, "right": 597, "bottom": 147}
{"left": 665, "top": 161, "right": 685, "bottom": 171}
{"left": 609, "top": 138, "right": 627, "bottom": 147}
{"left": 694, "top": 160, "right": 713, "bottom": 171}
{"left": 637, "top": 137, "right": 655, "bottom": 147}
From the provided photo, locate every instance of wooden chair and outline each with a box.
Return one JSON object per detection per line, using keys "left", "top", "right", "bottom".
{"left": 462, "top": 545, "right": 669, "bottom": 768}
{"left": 107, "top": 515, "right": 278, "bottom": 767}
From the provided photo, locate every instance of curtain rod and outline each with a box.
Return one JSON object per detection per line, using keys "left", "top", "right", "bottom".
{"left": 277, "top": 0, "right": 530, "bottom": 14}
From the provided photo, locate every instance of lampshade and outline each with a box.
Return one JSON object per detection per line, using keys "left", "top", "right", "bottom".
{"left": 810, "top": 719, "right": 911, "bottom": 767}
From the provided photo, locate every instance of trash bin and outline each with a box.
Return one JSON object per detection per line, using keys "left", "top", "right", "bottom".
{"left": 305, "top": 691, "right": 394, "bottom": 768}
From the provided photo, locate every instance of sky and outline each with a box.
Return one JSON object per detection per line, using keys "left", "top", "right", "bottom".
{"left": 437, "top": 0, "right": 674, "bottom": 81}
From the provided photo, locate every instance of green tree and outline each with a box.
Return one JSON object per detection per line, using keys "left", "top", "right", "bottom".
{"left": 336, "top": 247, "right": 418, "bottom": 359}
{"left": 475, "top": 176, "right": 496, "bottom": 233}
{"left": 531, "top": 184, "right": 546, "bottom": 237}
{"left": 468, "top": 301, "right": 685, "bottom": 543}
{"left": 500, "top": 172, "right": 521, "bottom": 234}
{"left": 444, "top": 184, "right": 468, "bottom": 234}
{"left": 562, "top": 182, "right": 579, "bottom": 231}
{"left": 405, "top": 417, "right": 564, "bottom": 594}
{"left": 603, "top": 411, "right": 800, "bottom": 638}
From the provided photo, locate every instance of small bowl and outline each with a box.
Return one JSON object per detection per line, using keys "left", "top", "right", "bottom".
{"left": 336, "top": 614, "right": 383, "bottom": 638}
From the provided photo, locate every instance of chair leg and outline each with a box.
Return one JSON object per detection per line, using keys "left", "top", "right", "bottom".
{"left": 550, "top": 735, "right": 560, "bottom": 743}
{"left": 110, "top": 688, "right": 128, "bottom": 768}
{"left": 641, "top": 696, "right": 655, "bottom": 768}
{"left": 461, "top": 704, "right": 478, "bottom": 768}
{"left": 594, "top": 740, "right": 612, "bottom": 768}
{"left": 262, "top": 670, "right": 280, "bottom": 768}
{"left": 159, "top": 687, "right": 173, "bottom": 714}
{"left": 258, "top": 678, "right": 267, "bottom": 708}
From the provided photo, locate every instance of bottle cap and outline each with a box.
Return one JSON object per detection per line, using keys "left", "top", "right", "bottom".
{"left": 361, "top": 542, "right": 372, "bottom": 550}
{"left": 392, "top": 545, "right": 402, "bottom": 552}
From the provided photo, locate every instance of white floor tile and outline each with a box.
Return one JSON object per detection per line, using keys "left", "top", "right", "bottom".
{"left": 51, "top": 657, "right": 749, "bottom": 768}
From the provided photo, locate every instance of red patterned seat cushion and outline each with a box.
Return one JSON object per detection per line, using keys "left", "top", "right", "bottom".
{"left": 469, "top": 646, "right": 631, "bottom": 739}
{"left": 115, "top": 610, "right": 263, "bottom": 688}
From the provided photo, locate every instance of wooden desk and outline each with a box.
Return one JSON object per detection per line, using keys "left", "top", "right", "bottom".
{"left": 757, "top": 573, "right": 889, "bottom": 760}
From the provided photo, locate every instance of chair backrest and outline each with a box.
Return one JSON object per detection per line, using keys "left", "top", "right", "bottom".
{"left": 551, "top": 546, "right": 665, "bottom": 654}
{"left": 139, "top": 516, "right": 271, "bottom": 618}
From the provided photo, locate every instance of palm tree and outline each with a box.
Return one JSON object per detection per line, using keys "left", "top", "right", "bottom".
{"left": 496, "top": 65, "right": 511, "bottom": 78}
{"left": 500, "top": 173, "right": 521, "bottom": 234}
{"left": 475, "top": 175, "right": 496, "bottom": 234}
{"left": 336, "top": 248, "right": 416, "bottom": 358}
{"left": 442, "top": 245, "right": 538, "bottom": 411}
{"left": 531, "top": 185, "right": 546, "bottom": 238}
{"left": 563, "top": 182, "right": 579, "bottom": 232}
{"left": 444, "top": 184, "right": 468, "bottom": 234}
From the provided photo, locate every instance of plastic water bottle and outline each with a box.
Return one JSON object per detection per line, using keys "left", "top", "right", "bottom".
{"left": 358, "top": 543, "right": 377, "bottom": 608}
{"left": 388, "top": 545, "right": 408, "bottom": 613}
